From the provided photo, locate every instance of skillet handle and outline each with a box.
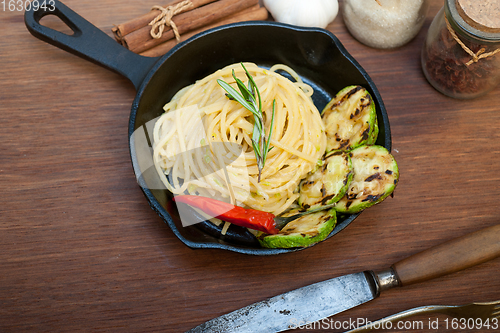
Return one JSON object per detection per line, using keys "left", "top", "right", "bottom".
{"left": 24, "top": 0, "right": 160, "bottom": 90}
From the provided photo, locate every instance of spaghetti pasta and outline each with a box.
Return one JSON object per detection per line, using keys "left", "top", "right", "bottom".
{"left": 153, "top": 63, "right": 326, "bottom": 215}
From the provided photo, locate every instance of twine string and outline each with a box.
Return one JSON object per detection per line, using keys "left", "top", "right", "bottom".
{"left": 149, "top": 1, "right": 193, "bottom": 41}
{"left": 445, "top": 15, "right": 500, "bottom": 66}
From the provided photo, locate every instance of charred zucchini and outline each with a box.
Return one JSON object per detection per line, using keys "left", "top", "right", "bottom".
{"left": 298, "top": 151, "right": 353, "bottom": 210}
{"left": 335, "top": 145, "right": 399, "bottom": 214}
{"left": 322, "top": 85, "right": 377, "bottom": 152}
{"left": 366, "top": 115, "right": 379, "bottom": 145}
{"left": 258, "top": 209, "right": 336, "bottom": 248}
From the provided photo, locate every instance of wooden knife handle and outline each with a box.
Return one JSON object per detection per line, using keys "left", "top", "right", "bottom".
{"left": 392, "top": 224, "right": 500, "bottom": 286}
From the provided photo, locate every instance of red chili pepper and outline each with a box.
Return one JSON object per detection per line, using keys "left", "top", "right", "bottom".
{"left": 173, "top": 195, "right": 279, "bottom": 235}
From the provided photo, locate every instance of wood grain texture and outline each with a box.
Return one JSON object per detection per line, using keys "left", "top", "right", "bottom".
{"left": 1, "top": 0, "right": 499, "bottom": 332}
{"left": 392, "top": 224, "right": 500, "bottom": 286}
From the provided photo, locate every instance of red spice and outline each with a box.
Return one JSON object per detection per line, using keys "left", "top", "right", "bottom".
{"left": 423, "top": 22, "right": 499, "bottom": 98}
{"left": 173, "top": 195, "right": 279, "bottom": 234}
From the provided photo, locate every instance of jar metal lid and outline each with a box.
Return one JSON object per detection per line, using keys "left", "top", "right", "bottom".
{"left": 446, "top": 0, "right": 500, "bottom": 42}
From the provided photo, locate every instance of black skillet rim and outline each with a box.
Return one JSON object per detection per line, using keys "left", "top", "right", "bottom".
{"left": 128, "top": 21, "right": 391, "bottom": 256}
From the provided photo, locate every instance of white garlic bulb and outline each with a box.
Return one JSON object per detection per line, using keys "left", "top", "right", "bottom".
{"left": 263, "top": 0, "right": 339, "bottom": 29}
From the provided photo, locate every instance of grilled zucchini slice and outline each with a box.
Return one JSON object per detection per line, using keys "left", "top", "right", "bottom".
{"left": 258, "top": 209, "right": 336, "bottom": 248}
{"left": 335, "top": 145, "right": 398, "bottom": 214}
{"left": 298, "top": 151, "right": 353, "bottom": 210}
{"left": 322, "top": 85, "right": 377, "bottom": 152}
{"left": 366, "top": 115, "right": 379, "bottom": 145}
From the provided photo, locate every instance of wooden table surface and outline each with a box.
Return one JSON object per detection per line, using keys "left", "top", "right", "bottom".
{"left": 1, "top": 0, "right": 499, "bottom": 332}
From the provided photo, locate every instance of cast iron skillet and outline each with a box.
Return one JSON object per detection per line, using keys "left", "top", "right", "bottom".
{"left": 25, "top": 0, "right": 391, "bottom": 255}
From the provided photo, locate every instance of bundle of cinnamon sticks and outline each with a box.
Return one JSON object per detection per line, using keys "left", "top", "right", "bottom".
{"left": 112, "top": 0, "right": 268, "bottom": 57}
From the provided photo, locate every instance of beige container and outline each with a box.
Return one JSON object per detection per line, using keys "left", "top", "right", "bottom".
{"left": 342, "top": 0, "right": 429, "bottom": 49}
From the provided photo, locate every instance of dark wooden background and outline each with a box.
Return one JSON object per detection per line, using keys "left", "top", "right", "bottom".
{"left": 1, "top": 0, "right": 499, "bottom": 332}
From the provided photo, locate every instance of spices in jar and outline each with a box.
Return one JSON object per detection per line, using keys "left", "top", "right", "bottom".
{"left": 422, "top": 0, "right": 500, "bottom": 99}
{"left": 342, "top": 0, "right": 429, "bottom": 49}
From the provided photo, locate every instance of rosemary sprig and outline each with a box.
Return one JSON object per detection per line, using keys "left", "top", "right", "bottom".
{"left": 217, "top": 63, "right": 276, "bottom": 182}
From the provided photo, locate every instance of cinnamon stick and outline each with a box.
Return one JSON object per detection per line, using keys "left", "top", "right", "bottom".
{"left": 140, "top": 5, "right": 268, "bottom": 57}
{"left": 122, "top": 0, "right": 259, "bottom": 54}
{"left": 112, "top": 0, "right": 218, "bottom": 41}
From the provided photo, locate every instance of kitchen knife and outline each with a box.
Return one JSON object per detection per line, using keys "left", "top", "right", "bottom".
{"left": 187, "top": 224, "right": 500, "bottom": 333}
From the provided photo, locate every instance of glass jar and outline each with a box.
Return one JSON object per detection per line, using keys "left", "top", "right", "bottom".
{"left": 422, "top": 0, "right": 500, "bottom": 99}
{"left": 343, "top": 0, "right": 429, "bottom": 49}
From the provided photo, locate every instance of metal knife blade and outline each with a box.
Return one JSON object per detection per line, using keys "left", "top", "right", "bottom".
{"left": 187, "top": 271, "right": 379, "bottom": 333}
{"left": 187, "top": 224, "right": 500, "bottom": 333}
